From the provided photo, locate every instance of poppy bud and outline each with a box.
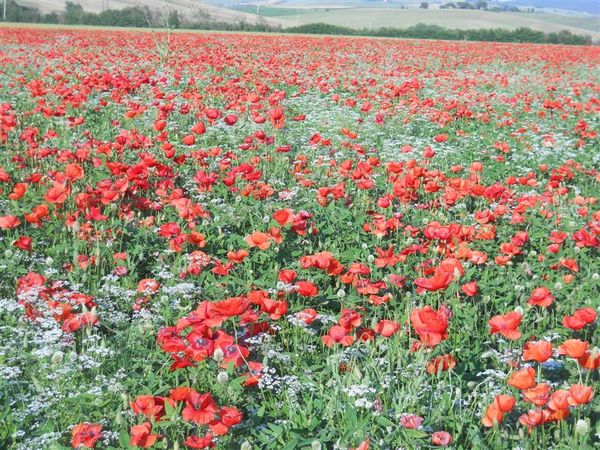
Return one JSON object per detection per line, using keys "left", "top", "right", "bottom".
{"left": 51, "top": 351, "right": 64, "bottom": 365}
{"left": 213, "top": 348, "right": 224, "bottom": 362}
{"left": 575, "top": 419, "right": 589, "bottom": 435}
{"left": 121, "top": 392, "right": 129, "bottom": 409}
{"left": 217, "top": 372, "right": 229, "bottom": 384}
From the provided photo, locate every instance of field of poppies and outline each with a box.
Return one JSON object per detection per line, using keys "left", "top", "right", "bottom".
{"left": 0, "top": 27, "right": 598, "bottom": 449}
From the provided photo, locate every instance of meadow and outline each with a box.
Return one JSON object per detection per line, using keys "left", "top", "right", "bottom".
{"left": 0, "top": 27, "right": 598, "bottom": 449}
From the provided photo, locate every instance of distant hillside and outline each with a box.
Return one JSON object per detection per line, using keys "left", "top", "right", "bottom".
{"left": 502, "top": 0, "right": 599, "bottom": 15}
{"left": 208, "top": 0, "right": 600, "bottom": 16}
{"left": 225, "top": 5, "right": 598, "bottom": 37}
{"left": 16, "top": 0, "right": 293, "bottom": 26}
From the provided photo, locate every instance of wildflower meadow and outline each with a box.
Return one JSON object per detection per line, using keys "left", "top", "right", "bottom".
{"left": 0, "top": 27, "right": 598, "bottom": 449}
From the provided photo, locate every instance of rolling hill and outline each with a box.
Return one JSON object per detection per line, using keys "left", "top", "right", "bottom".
{"left": 16, "top": 0, "right": 293, "bottom": 26}
{"left": 231, "top": 4, "right": 599, "bottom": 38}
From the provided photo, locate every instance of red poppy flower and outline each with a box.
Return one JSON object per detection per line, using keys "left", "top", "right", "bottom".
{"left": 507, "top": 366, "right": 536, "bottom": 390}
{"left": 278, "top": 269, "right": 297, "bottom": 283}
{"left": 427, "top": 354, "right": 457, "bottom": 375}
{"left": 482, "top": 395, "right": 515, "bottom": 427}
{"left": 461, "top": 281, "right": 478, "bottom": 297}
{"left": 130, "top": 395, "right": 174, "bottom": 421}
{"left": 522, "top": 383, "right": 551, "bottom": 406}
{"left": 0, "top": 215, "right": 20, "bottom": 229}
{"left": 523, "top": 340, "right": 553, "bottom": 363}
{"left": 295, "top": 280, "right": 319, "bottom": 297}
{"left": 400, "top": 414, "right": 423, "bottom": 429}
{"left": 129, "top": 422, "right": 161, "bottom": 448}
{"left": 182, "top": 134, "right": 196, "bottom": 146}
{"left": 489, "top": 310, "right": 522, "bottom": 340}
{"left": 558, "top": 339, "right": 589, "bottom": 359}
{"left": 219, "top": 342, "right": 250, "bottom": 368}
{"left": 548, "top": 390, "right": 570, "bottom": 411}
{"left": 563, "top": 307, "right": 597, "bottom": 330}
{"left": 184, "top": 433, "right": 215, "bottom": 449}
{"left": 577, "top": 350, "right": 600, "bottom": 370}
{"left": 527, "top": 287, "right": 554, "bottom": 308}
{"left": 410, "top": 305, "right": 449, "bottom": 347}
{"left": 245, "top": 231, "right": 271, "bottom": 250}
{"left": 374, "top": 319, "right": 400, "bottom": 337}
{"left": 71, "top": 423, "right": 102, "bottom": 448}
{"left": 567, "top": 384, "right": 593, "bottom": 406}
{"left": 13, "top": 236, "right": 32, "bottom": 252}
{"left": 209, "top": 406, "right": 243, "bottom": 435}
{"left": 224, "top": 114, "right": 238, "bottom": 126}
{"left": 518, "top": 409, "right": 549, "bottom": 432}
{"left": 181, "top": 391, "right": 219, "bottom": 425}
{"left": 322, "top": 325, "right": 354, "bottom": 348}
{"left": 431, "top": 431, "right": 452, "bottom": 446}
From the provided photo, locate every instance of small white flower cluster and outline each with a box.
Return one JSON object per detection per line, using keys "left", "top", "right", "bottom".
{"left": 0, "top": 297, "right": 25, "bottom": 313}
{"left": 15, "top": 431, "right": 62, "bottom": 450}
{"left": 153, "top": 265, "right": 176, "bottom": 280}
{"left": 266, "top": 348, "right": 292, "bottom": 364}
{"left": 257, "top": 366, "right": 316, "bottom": 400}
{"left": 161, "top": 282, "right": 202, "bottom": 300}
{"left": 344, "top": 384, "right": 376, "bottom": 398}
{"left": 0, "top": 366, "right": 22, "bottom": 380}
{"left": 344, "top": 384, "right": 377, "bottom": 410}
{"left": 278, "top": 187, "right": 299, "bottom": 201}
{"left": 245, "top": 332, "right": 272, "bottom": 346}
{"left": 100, "top": 430, "right": 120, "bottom": 446}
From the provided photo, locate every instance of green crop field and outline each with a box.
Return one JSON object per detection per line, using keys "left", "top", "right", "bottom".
{"left": 233, "top": 5, "right": 599, "bottom": 37}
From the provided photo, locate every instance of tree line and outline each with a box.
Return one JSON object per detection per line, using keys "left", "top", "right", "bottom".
{"left": 287, "top": 23, "right": 592, "bottom": 45}
{"left": 1, "top": 1, "right": 592, "bottom": 46}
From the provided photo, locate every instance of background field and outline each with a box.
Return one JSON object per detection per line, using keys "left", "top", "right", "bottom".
{"left": 233, "top": 6, "right": 600, "bottom": 37}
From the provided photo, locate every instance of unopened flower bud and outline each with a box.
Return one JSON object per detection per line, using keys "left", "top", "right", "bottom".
{"left": 213, "top": 348, "right": 224, "bottom": 362}
{"left": 51, "top": 351, "right": 64, "bottom": 365}
{"left": 575, "top": 419, "right": 589, "bottom": 435}
{"left": 121, "top": 392, "right": 129, "bottom": 409}
{"left": 217, "top": 372, "right": 229, "bottom": 384}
